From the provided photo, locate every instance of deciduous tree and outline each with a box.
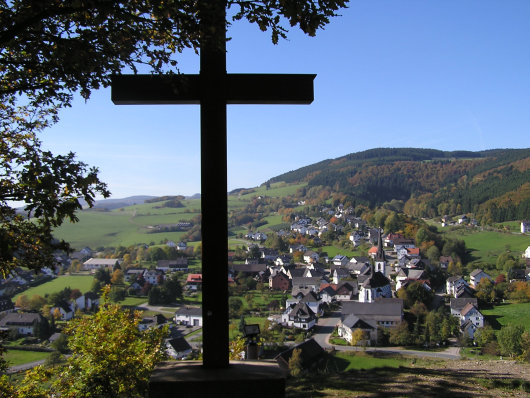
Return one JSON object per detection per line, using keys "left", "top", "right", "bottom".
{"left": 288, "top": 348, "right": 303, "bottom": 377}
{"left": 1, "top": 0, "right": 347, "bottom": 278}
{"left": 498, "top": 324, "right": 524, "bottom": 358}
{"left": 52, "top": 286, "right": 167, "bottom": 397}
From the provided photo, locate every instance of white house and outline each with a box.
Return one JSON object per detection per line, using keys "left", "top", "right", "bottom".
{"left": 125, "top": 268, "right": 147, "bottom": 282}
{"left": 82, "top": 258, "right": 120, "bottom": 271}
{"left": 446, "top": 276, "right": 467, "bottom": 296}
{"left": 303, "top": 251, "right": 320, "bottom": 264}
{"left": 521, "top": 221, "right": 530, "bottom": 234}
{"left": 144, "top": 269, "right": 165, "bottom": 285}
{"left": 73, "top": 292, "right": 99, "bottom": 311}
{"left": 0, "top": 312, "right": 42, "bottom": 335}
{"left": 450, "top": 298, "right": 478, "bottom": 317}
{"left": 460, "top": 303, "right": 484, "bottom": 328}
{"left": 281, "top": 302, "right": 317, "bottom": 330}
{"left": 174, "top": 307, "right": 202, "bottom": 327}
{"left": 395, "top": 268, "right": 427, "bottom": 291}
{"left": 51, "top": 304, "right": 74, "bottom": 321}
{"left": 176, "top": 241, "right": 187, "bottom": 251}
{"left": 469, "top": 269, "right": 492, "bottom": 288}
{"left": 332, "top": 255, "right": 349, "bottom": 267}
{"left": 0, "top": 313, "right": 44, "bottom": 336}
{"left": 338, "top": 315, "right": 376, "bottom": 345}
{"left": 340, "top": 299, "right": 404, "bottom": 342}
{"left": 524, "top": 246, "right": 530, "bottom": 259}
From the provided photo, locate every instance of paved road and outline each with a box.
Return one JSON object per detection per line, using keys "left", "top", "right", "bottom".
{"left": 313, "top": 312, "right": 461, "bottom": 360}
{"left": 7, "top": 359, "right": 46, "bottom": 374}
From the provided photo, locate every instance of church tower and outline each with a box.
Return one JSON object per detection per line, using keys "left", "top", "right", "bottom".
{"left": 374, "top": 229, "right": 386, "bottom": 276}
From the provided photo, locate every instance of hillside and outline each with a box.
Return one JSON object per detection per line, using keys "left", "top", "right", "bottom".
{"left": 269, "top": 148, "right": 530, "bottom": 223}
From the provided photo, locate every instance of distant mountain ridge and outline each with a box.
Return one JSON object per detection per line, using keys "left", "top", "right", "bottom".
{"left": 88, "top": 194, "right": 201, "bottom": 210}
{"left": 268, "top": 147, "right": 530, "bottom": 223}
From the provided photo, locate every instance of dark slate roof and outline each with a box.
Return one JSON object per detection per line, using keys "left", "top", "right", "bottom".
{"left": 341, "top": 299, "right": 403, "bottom": 317}
{"left": 292, "top": 277, "right": 322, "bottom": 286}
{"left": 275, "top": 338, "right": 325, "bottom": 369}
{"left": 335, "top": 282, "right": 354, "bottom": 295}
{"left": 167, "top": 337, "right": 192, "bottom": 353}
{"left": 334, "top": 268, "right": 350, "bottom": 278}
{"left": 289, "top": 268, "right": 306, "bottom": 279}
{"left": 350, "top": 256, "right": 370, "bottom": 264}
{"left": 288, "top": 302, "right": 315, "bottom": 318}
{"left": 157, "top": 258, "right": 188, "bottom": 267}
{"left": 450, "top": 298, "right": 478, "bottom": 312}
{"left": 300, "top": 291, "right": 320, "bottom": 303}
{"left": 455, "top": 285, "right": 475, "bottom": 298}
{"left": 362, "top": 272, "right": 390, "bottom": 289}
{"left": 175, "top": 307, "right": 202, "bottom": 317}
{"left": 342, "top": 314, "right": 375, "bottom": 330}
{"left": 0, "top": 312, "right": 43, "bottom": 327}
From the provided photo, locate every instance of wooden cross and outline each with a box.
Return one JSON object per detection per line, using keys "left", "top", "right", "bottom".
{"left": 111, "top": 1, "right": 315, "bottom": 369}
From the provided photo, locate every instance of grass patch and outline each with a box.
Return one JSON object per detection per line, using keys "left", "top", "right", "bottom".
{"left": 482, "top": 301, "right": 530, "bottom": 331}
{"left": 329, "top": 337, "right": 349, "bottom": 346}
{"left": 53, "top": 199, "right": 202, "bottom": 248}
{"left": 5, "top": 349, "right": 51, "bottom": 367}
{"left": 120, "top": 296, "right": 148, "bottom": 306}
{"left": 473, "top": 377, "right": 530, "bottom": 393}
{"left": 13, "top": 275, "right": 94, "bottom": 301}
{"left": 460, "top": 347, "right": 499, "bottom": 360}
{"left": 444, "top": 229, "right": 529, "bottom": 265}
{"left": 330, "top": 352, "right": 407, "bottom": 371}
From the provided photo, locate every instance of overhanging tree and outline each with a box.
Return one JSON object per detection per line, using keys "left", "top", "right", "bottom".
{"left": 1, "top": 1, "right": 347, "bottom": 276}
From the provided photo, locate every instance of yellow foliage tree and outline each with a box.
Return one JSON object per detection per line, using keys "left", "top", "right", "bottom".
{"left": 350, "top": 328, "right": 365, "bottom": 346}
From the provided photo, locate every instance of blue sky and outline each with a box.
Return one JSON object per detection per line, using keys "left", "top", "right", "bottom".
{"left": 41, "top": 1, "right": 530, "bottom": 199}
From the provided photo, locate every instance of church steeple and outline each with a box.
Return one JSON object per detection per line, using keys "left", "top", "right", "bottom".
{"left": 375, "top": 229, "right": 387, "bottom": 275}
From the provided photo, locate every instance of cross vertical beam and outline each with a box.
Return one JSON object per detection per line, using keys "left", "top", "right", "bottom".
{"left": 110, "top": 0, "right": 315, "bottom": 372}
{"left": 199, "top": 0, "right": 229, "bottom": 369}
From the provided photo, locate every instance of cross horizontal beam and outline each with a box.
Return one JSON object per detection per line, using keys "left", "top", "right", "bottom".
{"left": 111, "top": 74, "right": 315, "bottom": 105}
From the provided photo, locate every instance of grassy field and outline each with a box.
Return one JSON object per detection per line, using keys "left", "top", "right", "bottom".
{"left": 119, "top": 296, "right": 148, "bottom": 306}
{"left": 53, "top": 198, "right": 202, "bottom": 249}
{"left": 330, "top": 352, "right": 408, "bottom": 371}
{"left": 444, "top": 229, "right": 529, "bottom": 265}
{"left": 257, "top": 214, "right": 285, "bottom": 231}
{"left": 13, "top": 275, "right": 94, "bottom": 301}
{"left": 5, "top": 349, "right": 51, "bottom": 367}
{"left": 482, "top": 301, "right": 530, "bottom": 331}
{"left": 236, "top": 182, "right": 307, "bottom": 199}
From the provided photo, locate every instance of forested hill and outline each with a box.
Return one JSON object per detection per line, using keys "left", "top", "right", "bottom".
{"left": 268, "top": 148, "right": 530, "bottom": 223}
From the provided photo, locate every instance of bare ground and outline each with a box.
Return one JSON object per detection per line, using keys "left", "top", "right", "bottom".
{"left": 286, "top": 359, "right": 530, "bottom": 397}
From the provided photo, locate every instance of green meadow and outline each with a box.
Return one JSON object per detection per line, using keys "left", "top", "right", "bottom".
{"left": 13, "top": 275, "right": 94, "bottom": 301}
{"left": 481, "top": 301, "right": 530, "bottom": 331}
{"left": 444, "top": 229, "right": 529, "bottom": 265}
{"left": 53, "top": 199, "right": 202, "bottom": 249}
{"left": 331, "top": 352, "right": 407, "bottom": 371}
{"left": 5, "top": 350, "right": 51, "bottom": 367}
{"left": 52, "top": 183, "right": 306, "bottom": 249}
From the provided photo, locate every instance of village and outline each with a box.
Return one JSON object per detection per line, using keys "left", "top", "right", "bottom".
{"left": 2, "top": 203, "right": 529, "bottom": 368}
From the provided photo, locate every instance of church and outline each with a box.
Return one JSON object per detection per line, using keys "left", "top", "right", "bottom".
{"left": 359, "top": 230, "right": 392, "bottom": 303}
